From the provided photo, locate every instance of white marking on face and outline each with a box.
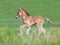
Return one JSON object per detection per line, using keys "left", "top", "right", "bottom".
{"left": 16, "top": 16, "right": 18, "bottom": 18}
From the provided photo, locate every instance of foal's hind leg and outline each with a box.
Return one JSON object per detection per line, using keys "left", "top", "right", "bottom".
{"left": 40, "top": 26, "right": 46, "bottom": 35}
{"left": 37, "top": 24, "right": 46, "bottom": 35}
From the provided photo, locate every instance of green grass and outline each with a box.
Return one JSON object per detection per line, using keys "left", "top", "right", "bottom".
{"left": 0, "top": 27, "right": 60, "bottom": 45}
{"left": 0, "top": 0, "right": 60, "bottom": 45}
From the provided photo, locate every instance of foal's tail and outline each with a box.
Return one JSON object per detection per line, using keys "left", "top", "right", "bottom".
{"left": 44, "top": 18, "right": 53, "bottom": 24}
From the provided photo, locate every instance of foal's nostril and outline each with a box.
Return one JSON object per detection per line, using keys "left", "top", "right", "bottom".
{"left": 15, "top": 17, "right": 17, "bottom": 19}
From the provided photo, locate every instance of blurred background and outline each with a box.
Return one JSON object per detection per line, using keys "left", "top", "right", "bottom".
{"left": 0, "top": 0, "right": 60, "bottom": 45}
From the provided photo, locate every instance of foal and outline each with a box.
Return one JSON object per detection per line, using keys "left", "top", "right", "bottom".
{"left": 15, "top": 8, "right": 52, "bottom": 35}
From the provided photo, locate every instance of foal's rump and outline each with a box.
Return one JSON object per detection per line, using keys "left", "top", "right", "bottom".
{"left": 31, "top": 16, "right": 52, "bottom": 25}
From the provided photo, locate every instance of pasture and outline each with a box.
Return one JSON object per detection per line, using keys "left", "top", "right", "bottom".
{"left": 0, "top": 0, "right": 60, "bottom": 45}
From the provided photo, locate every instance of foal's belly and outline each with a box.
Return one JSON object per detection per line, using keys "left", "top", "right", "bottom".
{"left": 24, "top": 19, "right": 35, "bottom": 26}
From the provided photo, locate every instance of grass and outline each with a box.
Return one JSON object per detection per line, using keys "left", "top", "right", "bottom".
{"left": 0, "top": 27, "right": 60, "bottom": 45}
{"left": 0, "top": 0, "right": 60, "bottom": 45}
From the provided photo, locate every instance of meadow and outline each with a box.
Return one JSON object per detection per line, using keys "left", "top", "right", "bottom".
{"left": 0, "top": 0, "right": 60, "bottom": 45}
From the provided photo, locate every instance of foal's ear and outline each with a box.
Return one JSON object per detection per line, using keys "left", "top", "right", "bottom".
{"left": 19, "top": 8, "right": 22, "bottom": 11}
{"left": 18, "top": 8, "right": 21, "bottom": 11}
{"left": 19, "top": 8, "right": 22, "bottom": 10}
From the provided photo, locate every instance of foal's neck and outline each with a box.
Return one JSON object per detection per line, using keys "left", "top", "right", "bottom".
{"left": 22, "top": 11, "right": 29, "bottom": 20}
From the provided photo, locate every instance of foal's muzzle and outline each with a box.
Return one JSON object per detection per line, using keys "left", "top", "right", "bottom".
{"left": 15, "top": 16, "right": 18, "bottom": 19}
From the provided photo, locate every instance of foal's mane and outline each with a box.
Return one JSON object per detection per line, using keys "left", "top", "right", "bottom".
{"left": 21, "top": 8, "right": 30, "bottom": 16}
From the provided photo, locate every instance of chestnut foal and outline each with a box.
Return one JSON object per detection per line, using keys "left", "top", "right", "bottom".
{"left": 15, "top": 8, "right": 52, "bottom": 35}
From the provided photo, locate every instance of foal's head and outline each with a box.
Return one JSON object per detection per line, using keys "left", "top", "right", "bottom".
{"left": 15, "top": 8, "right": 23, "bottom": 19}
{"left": 15, "top": 8, "right": 30, "bottom": 19}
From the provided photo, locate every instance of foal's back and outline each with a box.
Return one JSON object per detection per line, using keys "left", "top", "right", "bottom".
{"left": 32, "top": 16, "right": 44, "bottom": 23}
{"left": 27, "top": 16, "right": 44, "bottom": 25}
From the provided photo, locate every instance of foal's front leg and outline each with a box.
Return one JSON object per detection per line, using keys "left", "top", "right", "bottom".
{"left": 19, "top": 24, "right": 27, "bottom": 35}
{"left": 26, "top": 26, "right": 31, "bottom": 35}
